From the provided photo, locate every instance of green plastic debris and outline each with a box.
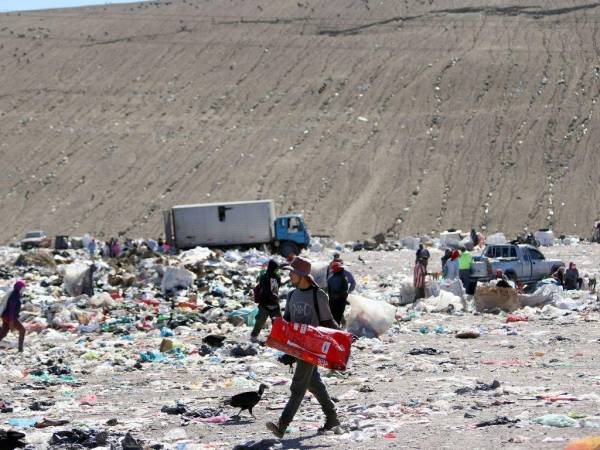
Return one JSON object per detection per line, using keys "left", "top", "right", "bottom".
{"left": 533, "top": 414, "right": 578, "bottom": 428}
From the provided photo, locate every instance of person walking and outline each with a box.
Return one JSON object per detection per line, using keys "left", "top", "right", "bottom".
{"left": 414, "top": 258, "right": 427, "bottom": 300}
{"left": 250, "top": 260, "right": 282, "bottom": 342}
{"left": 266, "top": 256, "right": 340, "bottom": 438}
{"left": 326, "top": 253, "right": 356, "bottom": 293}
{"left": 0, "top": 280, "right": 27, "bottom": 352}
{"left": 458, "top": 247, "right": 474, "bottom": 294}
{"left": 327, "top": 261, "right": 349, "bottom": 324}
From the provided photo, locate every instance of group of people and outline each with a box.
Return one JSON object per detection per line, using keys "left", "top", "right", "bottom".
{"left": 414, "top": 243, "right": 477, "bottom": 299}
{"left": 85, "top": 237, "right": 171, "bottom": 258}
{"left": 250, "top": 252, "right": 355, "bottom": 341}
{"left": 552, "top": 262, "right": 583, "bottom": 290}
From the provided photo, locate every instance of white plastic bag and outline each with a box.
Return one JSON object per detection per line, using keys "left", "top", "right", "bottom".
{"left": 439, "top": 278, "right": 465, "bottom": 298}
{"left": 60, "top": 263, "right": 90, "bottom": 296}
{"left": 401, "top": 236, "right": 420, "bottom": 250}
{"left": 346, "top": 294, "right": 396, "bottom": 338}
{"left": 415, "top": 290, "right": 464, "bottom": 313}
{"left": 0, "top": 290, "right": 10, "bottom": 316}
{"left": 311, "top": 261, "right": 330, "bottom": 289}
{"left": 398, "top": 281, "right": 416, "bottom": 305}
{"left": 486, "top": 233, "right": 507, "bottom": 245}
{"left": 161, "top": 266, "right": 196, "bottom": 292}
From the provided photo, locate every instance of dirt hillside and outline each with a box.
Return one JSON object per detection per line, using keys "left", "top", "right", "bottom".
{"left": 1, "top": 0, "right": 600, "bottom": 242}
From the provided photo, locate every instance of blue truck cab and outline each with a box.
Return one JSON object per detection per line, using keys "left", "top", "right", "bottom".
{"left": 274, "top": 214, "right": 310, "bottom": 257}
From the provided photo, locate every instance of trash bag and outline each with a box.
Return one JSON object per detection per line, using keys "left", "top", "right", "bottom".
{"left": 60, "top": 263, "right": 91, "bottom": 297}
{"left": 161, "top": 266, "right": 196, "bottom": 292}
{"left": 415, "top": 290, "right": 464, "bottom": 313}
{"left": 346, "top": 294, "right": 396, "bottom": 338}
{"left": 309, "top": 238, "right": 323, "bottom": 253}
{"left": 534, "top": 230, "right": 555, "bottom": 246}
{"left": 228, "top": 306, "right": 259, "bottom": 326}
{"left": 401, "top": 236, "right": 420, "bottom": 250}
{"left": 398, "top": 281, "right": 416, "bottom": 305}
{"left": 311, "top": 261, "right": 330, "bottom": 289}
{"left": 533, "top": 414, "right": 578, "bottom": 428}
{"left": 0, "top": 288, "right": 11, "bottom": 317}
{"left": 486, "top": 233, "right": 507, "bottom": 245}
{"left": 425, "top": 279, "right": 440, "bottom": 297}
{"left": 439, "top": 278, "right": 465, "bottom": 298}
{"left": 474, "top": 286, "right": 520, "bottom": 312}
{"left": 519, "top": 284, "right": 562, "bottom": 307}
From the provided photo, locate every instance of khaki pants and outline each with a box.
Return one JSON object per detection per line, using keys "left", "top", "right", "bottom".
{"left": 279, "top": 360, "right": 337, "bottom": 428}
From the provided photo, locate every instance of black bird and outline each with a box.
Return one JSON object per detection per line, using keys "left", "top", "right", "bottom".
{"left": 227, "top": 384, "right": 268, "bottom": 419}
{"left": 203, "top": 334, "right": 227, "bottom": 347}
{"left": 0, "top": 430, "right": 27, "bottom": 450}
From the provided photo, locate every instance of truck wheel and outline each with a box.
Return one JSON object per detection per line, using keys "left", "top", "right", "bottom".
{"left": 279, "top": 242, "right": 299, "bottom": 259}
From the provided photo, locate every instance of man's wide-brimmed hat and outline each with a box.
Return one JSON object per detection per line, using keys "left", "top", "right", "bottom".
{"left": 282, "top": 256, "right": 319, "bottom": 286}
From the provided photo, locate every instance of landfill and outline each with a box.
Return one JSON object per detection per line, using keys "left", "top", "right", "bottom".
{"left": 1, "top": 239, "right": 600, "bottom": 449}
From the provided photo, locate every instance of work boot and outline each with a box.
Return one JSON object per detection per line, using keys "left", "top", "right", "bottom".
{"left": 266, "top": 420, "right": 286, "bottom": 439}
{"left": 318, "top": 416, "right": 340, "bottom": 433}
{"left": 250, "top": 335, "right": 260, "bottom": 344}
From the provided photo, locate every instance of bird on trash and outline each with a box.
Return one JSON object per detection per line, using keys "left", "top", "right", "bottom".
{"left": 0, "top": 430, "right": 27, "bottom": 450}
{"left": 227, "top": 384, "right": 269, "bottom": 419}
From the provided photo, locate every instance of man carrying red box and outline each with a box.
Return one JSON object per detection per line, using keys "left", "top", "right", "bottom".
{"left": 266, "top": 256, "right": 341, "bottom": 438}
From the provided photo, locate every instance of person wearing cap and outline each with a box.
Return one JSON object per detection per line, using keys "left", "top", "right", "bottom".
{"left": 250, "top": 259, "right": 282, "bottom": 342}
{"left": 0, "top": 280, "right": 27, "bottom": 352}
{"left": 267, "top": 256, "right": 340, "bottom": 438}
{"left": 327, "top": 261, "right": 349, "bottom": 324}
{"left": 326, "top": 253, "right": 356, "bottom": 293}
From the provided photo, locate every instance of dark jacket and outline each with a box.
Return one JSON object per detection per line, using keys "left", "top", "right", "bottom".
{"left": 564, "top": 268, "right": 579, "bottom": 290}
{"left": 3, "top": 289, "right": 22, "bottom": 321}
{"left": 258, "top": 260, "right": 281, "bottom": 308}
{"left": 327, "top": 271, "right": 349, "bottom": 300}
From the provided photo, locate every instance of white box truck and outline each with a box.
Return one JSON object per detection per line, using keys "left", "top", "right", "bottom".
{"left": 163, "top": 200, "right": 311, "bottom": 256}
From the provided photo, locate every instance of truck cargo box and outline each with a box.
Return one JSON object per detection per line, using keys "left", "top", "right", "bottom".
{"left": 168, "top": 200, "right": 275, "bottom": 249}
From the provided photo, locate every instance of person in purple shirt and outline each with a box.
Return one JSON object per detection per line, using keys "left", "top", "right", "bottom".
{"left": 0, "top": 280, "right": 26, "bottom": 352}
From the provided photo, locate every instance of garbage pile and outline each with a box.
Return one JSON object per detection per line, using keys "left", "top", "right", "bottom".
{"left": 1, "top": 240, "right": 600, "bottom": 449}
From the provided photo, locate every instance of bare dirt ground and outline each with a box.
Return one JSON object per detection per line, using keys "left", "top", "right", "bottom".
{"left": 2, "top": 0, "right": 600, "bottom": 243}
{"left": 1, "top": 244, "right": 599, "bottom": 449}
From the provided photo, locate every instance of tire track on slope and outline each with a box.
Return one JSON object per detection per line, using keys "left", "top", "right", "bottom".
{"left": 391, "top": 55, "right": 460, "bottom": 235}
{"left": 488, "top": 23, "right": 554, "bottom": 231}
{"left": 550, "top": 15, "right": 600, "bottom": 229}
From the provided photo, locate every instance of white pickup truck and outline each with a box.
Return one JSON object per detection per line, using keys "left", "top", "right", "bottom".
{"left": 471, "top": 244, "right": 564, "bottom": 283}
